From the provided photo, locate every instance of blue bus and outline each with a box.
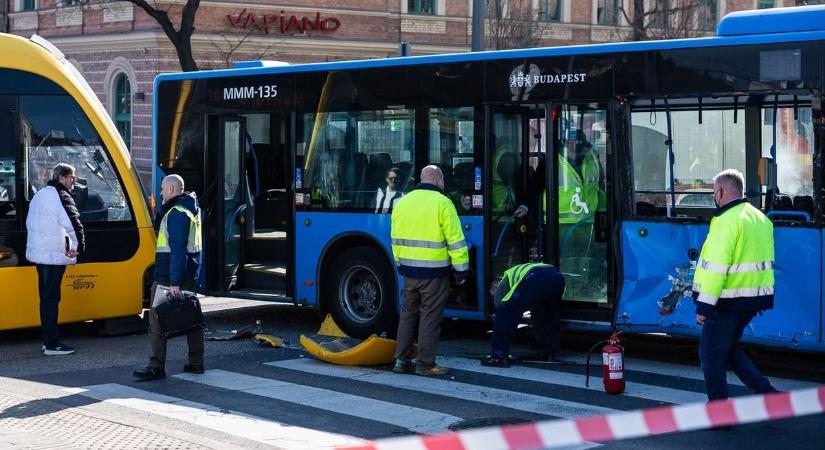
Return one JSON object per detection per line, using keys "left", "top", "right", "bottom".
{"left": 153, "top": 6, "right": 825, "bottom": 352}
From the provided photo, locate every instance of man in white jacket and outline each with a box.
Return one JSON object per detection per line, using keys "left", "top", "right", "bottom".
{"left": 26, "top": 163, "right": 85, "bottom": 355}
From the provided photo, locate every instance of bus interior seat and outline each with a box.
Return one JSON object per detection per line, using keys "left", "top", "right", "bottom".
{"left": 452, "top": 162, "right": 474, "bottom": 192}
{"left": 774, "top": 193, "right": 793, "bottom": 211}
{"left": 251, "top": 143, "right": 274, "bottom": 197}
{"left": 635, "top": 201, "right": 658, "bottom": 217}
{"left": 793, "top": 195, "right": 814, "bottom": 218}
{"left": 395, "top": 161, "right": 413, "bottom": 192}
{"left": 768, "top": 193, "right": 810, "bottom": 222}
{"left": 352, "top": 152, "right": 369, "bottom": 208}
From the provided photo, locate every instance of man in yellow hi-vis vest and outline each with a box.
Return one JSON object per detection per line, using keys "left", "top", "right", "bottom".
{"left": 391, "top": 165, "right": 470, "bottom": 376}
{"left": 134, "top": 174, "right": 204, "bottom": 381}
{"left": 483, "top": 263, "right": 565, "bottom": 367}
{"left": 692, "top": 169, "right": 777, "bottom": 401}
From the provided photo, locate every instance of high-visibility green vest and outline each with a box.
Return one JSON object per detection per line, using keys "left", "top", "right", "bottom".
{"left": 391, "top": 188, "right": 470, "bottom": 272}
{"left": 157, "top": 205, "right": 202, "bottom": 254}
{"left": 692, "top": 200, "right": 774, "bottom": 308}
{"left": 558, "top": 151, "right": 602, "bottom": 224}
{"left": 500, "top": 262, "right": 550, "bottom": 303}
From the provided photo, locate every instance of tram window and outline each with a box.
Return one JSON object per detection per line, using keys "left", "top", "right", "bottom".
{"left": 631, "top": 109, "right": 745, "bottom": 217}
{"left": 298, "top": 108, "right": 414, "bottom": 212}
{"left": 761, "top": 107, "right": 814, "bottom": 213}
{"left": 21, "top": 95, "right": 132, "bottom": 223}
{"left": 0, "top": 110, "right": 15, "bottom": 223}
{"left": 427, "top": 107, "right": 479, "bottom": 215}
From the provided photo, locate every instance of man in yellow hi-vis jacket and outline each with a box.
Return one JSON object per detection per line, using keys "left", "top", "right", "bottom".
{"left": 692, "top": 169, "right": 777, "bottom": 401}
{"left": 391, "top": 165, "right": 470, "bottom": 376}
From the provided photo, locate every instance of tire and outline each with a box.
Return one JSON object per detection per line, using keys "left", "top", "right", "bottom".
{"left": 325, "top": 246, "right": 398, "bottom": 339}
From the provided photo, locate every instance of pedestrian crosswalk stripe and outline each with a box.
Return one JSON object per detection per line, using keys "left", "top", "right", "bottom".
{"left": 437, "top": 356, "right": 707, "bottom": 404}
{"left": 64, "top": 383, "right": 362, "bottom": 450}
{"left": 267, "top": 359, "right": 616, "bottom": 419}
{"left": 173, "top": 369, "right": 462, "bottom": 434}
{"left": 552, "top": 353, "right": 817, "bottom": 391}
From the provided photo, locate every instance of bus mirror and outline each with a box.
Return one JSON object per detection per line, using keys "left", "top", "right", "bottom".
{"left": 85, "top": 161, "right": 105, "bottom": 180}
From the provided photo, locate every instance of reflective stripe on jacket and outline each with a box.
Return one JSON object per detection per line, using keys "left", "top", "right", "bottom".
{"left": 692, "top": 198, "right": 775, "bottom": 315}
{"left": 154, "top": 192, "right": 202, "bottom": 286}
{"left": 157, "top": 205, "right": 202, "bottom": 254}
{"left": 391, "top": 184, "right": 469, "bottom": 279}
{"left": 500, "top": 263, "right": 551, "bottom": 303}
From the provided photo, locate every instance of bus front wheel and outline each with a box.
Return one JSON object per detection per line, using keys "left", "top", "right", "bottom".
{"left": 326, "top": 246, "right": 397, "bottom": 339}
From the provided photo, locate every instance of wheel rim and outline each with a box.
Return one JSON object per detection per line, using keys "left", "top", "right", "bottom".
{"left": 338, "top": 265, "right": 382, "bottom": 324}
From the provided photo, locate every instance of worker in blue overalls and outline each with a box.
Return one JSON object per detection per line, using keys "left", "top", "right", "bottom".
{"left": 483, "top": 263, "right": 566, "bottom": 367}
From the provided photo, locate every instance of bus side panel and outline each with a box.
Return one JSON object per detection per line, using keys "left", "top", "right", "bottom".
{"left": 617, "top": 221, "right": 706, "bottom": 336}
{"left": 763, "top": 227, "right": 820, "bottom": 348}
{"left": 618, "top": 221, "right": 822, "bottom": 351}
{"left": 295, "top": 212, "right": 395, "bottom": 307}
{"left": 0, "top": 228, "right": 155, "bottom": 331}
{"left": 294, "top": 212, "right": 486, "bottom": 321}
{"left": 445, "top": 215, "right": 485, "bottom": 321}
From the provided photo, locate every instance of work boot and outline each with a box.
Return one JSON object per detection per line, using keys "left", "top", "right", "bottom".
{"left": 392, "top": 358, "right": 414, "bottom": 374}
{"left": 415, "top": 365, "right": 449, "bottom": 376}
{"left": 133, "top": 366, "right": 166, "bottom": 381}
{"left": 481, "top": 354, "right": 511, "bottom": 368}
{"left": 183, "top": 364, "right": 205, "bottom": 374}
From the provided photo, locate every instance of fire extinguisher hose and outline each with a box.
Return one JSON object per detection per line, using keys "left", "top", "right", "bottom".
{"left": 584, "top": 339, "right": 608, "bottom": 389}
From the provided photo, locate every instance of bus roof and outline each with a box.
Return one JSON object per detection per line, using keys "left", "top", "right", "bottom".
{"left": 155, "top": 5, "right": 825, "bottom": 84}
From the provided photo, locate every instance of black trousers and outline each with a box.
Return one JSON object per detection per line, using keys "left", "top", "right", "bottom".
{"left": 147, "top": 282, "right": 204, "bottom": 370}
{"left": 36, "top": 264, "right": 67, "bottom": 347}
{"left": 492, "top": 266, "right": 565, "bottom": 357}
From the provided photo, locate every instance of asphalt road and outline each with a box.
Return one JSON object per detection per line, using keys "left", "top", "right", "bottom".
{"left": 0, "top": 298, "right": 822, "bottom": 449}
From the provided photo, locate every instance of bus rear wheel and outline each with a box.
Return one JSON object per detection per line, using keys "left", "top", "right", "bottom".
{"left": 326, "top": 246, "right": 397, "bottom": 339}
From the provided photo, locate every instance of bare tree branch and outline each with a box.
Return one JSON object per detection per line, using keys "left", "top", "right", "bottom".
{"left": 486, "top": 0, "right": 551, "bottom": 50}
{"left": 115, "top": 0, "right": 201, "bottom": 71}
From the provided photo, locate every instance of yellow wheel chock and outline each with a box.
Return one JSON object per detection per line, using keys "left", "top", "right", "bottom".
{"left": 299, "top": 334, "right": 417, "bottom": 366}
{"left": 317, "top": 314, "right": 349, "bottom": 338}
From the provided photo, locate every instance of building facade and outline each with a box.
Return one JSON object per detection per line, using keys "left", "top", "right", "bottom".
{"left": 0, "top": 0, "right": 816, "bottom": 182}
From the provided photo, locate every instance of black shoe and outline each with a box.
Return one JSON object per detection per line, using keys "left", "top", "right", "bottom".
{"left": 133, "top": 366, "right": 166, "bottom": 381}
{"left": 481, "top": 355, "right": 511, "bottom": 368}
{"left": 183, "top": 364, "right": 204, "bottom": 374}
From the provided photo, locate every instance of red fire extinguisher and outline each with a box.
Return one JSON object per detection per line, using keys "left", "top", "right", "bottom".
{"left": 586, "top": 331, "right": 625, "bottom": 394}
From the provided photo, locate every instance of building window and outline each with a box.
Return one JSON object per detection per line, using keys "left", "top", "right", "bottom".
{"left": 541, "top": 0, "right": 562, "bottom": 21}
{"left": 698, "top": 0, "right": 718, "bottom": 30}
{"left": 408, "top": 0, "right": 435, "bottom": 15}
{"left": 21, "top": 0, "right": 36, "bottom": 11}
{"left": 757, "top": 0, "right": 775, "bottom": 8}
{"left": 114, "top": 74, "right": 131, "bottom": 150}
{"left": 597, "top": 0, "right": 621, "bottom": 25}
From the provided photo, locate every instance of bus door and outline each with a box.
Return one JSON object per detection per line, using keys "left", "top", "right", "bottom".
{"left": 488, "top": 105, "right": 548, "bottom": 282}
{"left": 550, "top": 103, "right": 612, "bottom": 315}
{"left": 211, "top": 115, "right": 246, "bottom": 292}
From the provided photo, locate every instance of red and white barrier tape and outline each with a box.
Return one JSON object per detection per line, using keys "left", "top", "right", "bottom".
{"left": 337, "top": 387, "right": 825, "bottom": 450}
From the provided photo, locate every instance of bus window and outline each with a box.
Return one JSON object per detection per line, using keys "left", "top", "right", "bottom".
{"left": 428, "top": 107, "right": 479, "bottom": 215}
{"left": 631, "top": 108, "right": 745, "bottom": 217}
{"left": 298, "top": 108, "right": 414, "bottom": 212}
{"left": 761, "top": 107, "right": 814, "bottom": 216}
{"left": 21, "top": 95, "right": 132, "bottom": 223}
{"left": 0, "top": 109, "right": 16, "bottom": 227}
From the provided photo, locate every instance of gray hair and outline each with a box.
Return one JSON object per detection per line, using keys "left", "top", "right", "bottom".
{"left": 713, "top": 169, "right": 745, "bottom": 197}
{"left": 162, "top": 174, "right": 185, "bottom": 194}
{"left": 51, "top": 163, "right": 75, "bottom": 181}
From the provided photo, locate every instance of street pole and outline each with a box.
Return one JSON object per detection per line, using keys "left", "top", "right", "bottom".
{"left": 2, "top": 0, "right": 8, "bottom": 34}
{"left": 471, "top": 0, "right": 484, "bottom": 52}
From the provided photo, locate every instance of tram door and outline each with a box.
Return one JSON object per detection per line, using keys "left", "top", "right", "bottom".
{"left": 488, "top": 106, "right": 548, "bottom": 282}
{"left": 551, "top": 104, "right": 610, "bottom": 307}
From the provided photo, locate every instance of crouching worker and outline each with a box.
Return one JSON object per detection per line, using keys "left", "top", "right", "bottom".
{"left": 483, "top": 263, "right": 565, "bottom": 367}
{"left": 134, "top": 174, "right": 204, "bottom": 381}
